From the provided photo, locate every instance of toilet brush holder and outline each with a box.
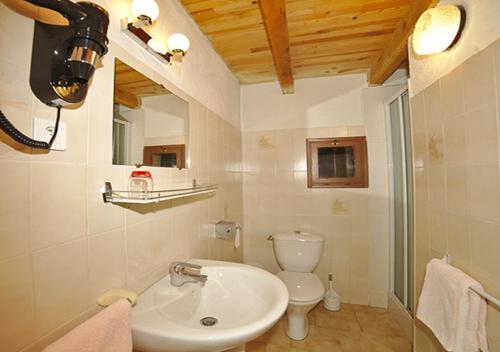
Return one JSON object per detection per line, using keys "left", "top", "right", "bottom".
{"left": 324, "top": 273, "right": 341, "bottom": 311}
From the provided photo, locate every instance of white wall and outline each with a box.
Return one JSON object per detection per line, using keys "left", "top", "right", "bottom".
{"left": 119, "top": 106, "right": 145, "bottom": 165}
{"left": 143, "top": 95, "right": 188, "bottom": 139}
{"left": 409, "top": 0, "right": 500, "bottom": 96}
{"left": 241, "top": 74, "right": 367, "bottom": 131}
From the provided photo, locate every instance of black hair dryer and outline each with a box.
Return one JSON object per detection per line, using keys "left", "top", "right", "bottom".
{"left": 28, "top": 0, "right": 109, "bottom": 106}
{"left": 0, "top": 0, "right": 110, "bottom": 149}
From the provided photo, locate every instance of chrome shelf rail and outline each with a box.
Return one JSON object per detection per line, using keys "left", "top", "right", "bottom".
{"left": 102, "top": 180, "right": 217, "bottom": 204}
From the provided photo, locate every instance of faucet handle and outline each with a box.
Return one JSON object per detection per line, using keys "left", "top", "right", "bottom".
{"left": 169, "top": 261, "right": 202, "bottom": 273}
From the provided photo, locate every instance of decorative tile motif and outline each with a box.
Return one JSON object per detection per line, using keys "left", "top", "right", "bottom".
{"left": 259, "top": 134, "right": 274, "bottom": 148}
{"left": 427, "top": 134, "right": 444, "bottom": 162}
{"left": 331, "top": 199, "right": 349, "bottom": 214}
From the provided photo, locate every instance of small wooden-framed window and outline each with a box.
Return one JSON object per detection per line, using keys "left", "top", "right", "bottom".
{"left": 306, "top": 137, "right": 368, "bottom": 188}
{"left": 143, "top": 144, "right": 186, "bottom": 169}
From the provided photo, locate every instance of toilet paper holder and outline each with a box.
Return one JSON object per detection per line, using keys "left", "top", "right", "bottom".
{"left": 215, "top": 220, "right": 240, "bottom": 240}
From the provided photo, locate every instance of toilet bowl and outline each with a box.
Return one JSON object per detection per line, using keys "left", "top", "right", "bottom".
{"left": 271, "top": 232, "right": 325, "bottom": 340}
{"left": 276, "top": 271, "right": 325, "bottom": 340}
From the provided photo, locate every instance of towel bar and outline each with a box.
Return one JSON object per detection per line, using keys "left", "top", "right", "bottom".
{"left": 469, "top": 286, "right": 500, "bottom": 308}
{"left": 443, "top": 255, "right": 500, "bottom": 308}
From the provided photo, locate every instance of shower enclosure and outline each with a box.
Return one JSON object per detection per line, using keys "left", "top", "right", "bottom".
{"left": 387, "top": 90, "right": 413, "bottom": 314}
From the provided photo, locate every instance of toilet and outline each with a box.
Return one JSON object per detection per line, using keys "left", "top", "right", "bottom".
{"left": 272, "top": 232, "right": 325, "bottom": 340}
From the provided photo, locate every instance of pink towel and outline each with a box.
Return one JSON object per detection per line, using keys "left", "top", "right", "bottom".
{"left": 43, "top": 299, "right": 132, "bottom": 352}
{"left": 416, "top": 259, "right": 488, "bottom": 352}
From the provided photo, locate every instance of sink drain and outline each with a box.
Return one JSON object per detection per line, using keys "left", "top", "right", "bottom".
{"left": 200, "top": 316, "right": 218, "bottom": 327}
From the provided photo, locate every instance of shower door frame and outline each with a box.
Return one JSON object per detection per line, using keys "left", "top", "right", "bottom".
{"left": 385, "top": 87, "right": 413, "bottom": 321}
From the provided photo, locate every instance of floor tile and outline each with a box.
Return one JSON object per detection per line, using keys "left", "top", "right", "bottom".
{"left": 250, "top": 304, "right": 412, "bottom": 352}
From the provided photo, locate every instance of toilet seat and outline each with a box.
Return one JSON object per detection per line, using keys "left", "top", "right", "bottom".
{"left": 277, "top": 271, "right": 325, "bottom": 304}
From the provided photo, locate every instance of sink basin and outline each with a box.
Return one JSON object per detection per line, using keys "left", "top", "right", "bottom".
{"left": 132, "top": 259, "right": 289, "bottom": 352}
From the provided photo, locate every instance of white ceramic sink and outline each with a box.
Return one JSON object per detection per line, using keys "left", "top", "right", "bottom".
{"left": 132, "top": 259, "right": 289, "bottom": 352}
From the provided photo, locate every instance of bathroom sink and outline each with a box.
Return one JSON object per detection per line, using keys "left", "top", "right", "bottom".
{"left": 131, "top": 259, "right": 289, "bottom": 352}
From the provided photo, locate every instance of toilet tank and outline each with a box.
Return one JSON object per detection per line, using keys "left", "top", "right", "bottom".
{"left": 272, "top": 232, "right": 324, "bottom": 273}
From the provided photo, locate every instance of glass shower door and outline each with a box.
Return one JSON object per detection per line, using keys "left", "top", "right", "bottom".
{"left": 389, "top": 91, "right": 413, "bottom": 313}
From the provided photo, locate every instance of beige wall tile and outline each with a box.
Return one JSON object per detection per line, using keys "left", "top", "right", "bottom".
{"left": 126, "top": 221, "right": 154, "bottom": 286}
{"left": 440, "top": 65, "right": 465, "bottom": 119}
{"left": 242, "top": 124, "right": 387, "bottom": 307}
{"left": 463, "top": 47, "right": 496, "bottom": 111}
{"left": 0, "top": 161, "right": 30, "bottom": 260}
{"left": 410, "top": 92, "right": 426, "bottom": 134}
{"left": 0, "top": 255, "right": 34, "bottom": 352}
{"left": 469, "top": 219, "right": 500, "bottom": 283}
{"left": 423, "top": 81, "right": 443, "bottom": 122}
{"left": 413, "top": 40, "right": 500, "bottom": 350}
{"left": 32, "top": 239, "right": 89, "bottom": 338}
{"left": 86, "top": 165, "right": 124, "bottom": 235}
{"left": 443, "top": 116, "right": 465, "bottom": 166}
{"left": 429, "top": 209, "right": 447, "bottom": 255}
{"left": 88, "top": 228, "right": 126, "bottom": 300}
{"left": 467, "top": 165, "right": 500, "bottom": 222}
{"left": 428, "top": 165, "right": 446, "bottom": 210}
{"left": 30, "top": 163, "right": 86, "bottom": 250}
{"left": 464, "top": 104, "right": 499, "bottom": 166}
{"left": 446, "top": 214, "right": 470, "bottom": 272}
{"left": 445, "top": 166, "right": 467, "bottom": 215}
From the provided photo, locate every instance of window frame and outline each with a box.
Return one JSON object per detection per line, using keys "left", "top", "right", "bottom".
{"left": 306, "top": 136, "right": 369, "bottom": 188}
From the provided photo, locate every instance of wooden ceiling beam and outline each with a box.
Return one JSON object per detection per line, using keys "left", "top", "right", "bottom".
{"left": 115, "top": 88, "right": 141, "bottom": 110}
{"left": 258, "top": 0, "right": 294, "bottom": 94}
{"left": 369, "top": 0, "right": 438, "bottom": 85}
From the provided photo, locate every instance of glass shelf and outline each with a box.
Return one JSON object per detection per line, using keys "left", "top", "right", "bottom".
{"left": 101, "top": 180, "right": 217, "bottom": 204}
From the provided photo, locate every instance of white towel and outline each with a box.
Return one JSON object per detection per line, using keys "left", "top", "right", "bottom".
{"left": 416, "top": 258, "right": 488, "bottom": 352}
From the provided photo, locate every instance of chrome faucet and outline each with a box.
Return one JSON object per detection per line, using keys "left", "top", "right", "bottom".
{"left": 169, "top": 261, "right": 208, "bottom": 287}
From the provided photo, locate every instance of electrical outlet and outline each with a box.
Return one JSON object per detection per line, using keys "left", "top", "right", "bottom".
{"left": 33, "top": 117, "right": 67, "bottom": 151}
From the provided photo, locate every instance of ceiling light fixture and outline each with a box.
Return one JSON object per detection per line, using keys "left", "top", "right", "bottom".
{"left": 121, "top": 0, "right": 190, "bottom": 64}
{"left": 412, "top": 5, "right": 465, "bottom": 56}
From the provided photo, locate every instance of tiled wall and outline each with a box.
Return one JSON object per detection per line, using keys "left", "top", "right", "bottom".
{"left": 0, "top": 5, "right": 243, "bottom": 352}
{"left": 411, "top": 38, "right": 500, "bottom": 351}
{"left": 242, "top": 124, "right": 389, "bottom": 307}
{"left": 241, "top": 80, "right": 405, "bottom": 309}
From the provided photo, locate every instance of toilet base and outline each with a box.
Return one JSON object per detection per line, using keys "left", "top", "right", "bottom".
{"left": 283, "top": 300, "right": 321, "bottom": 340}
{"left": 284, "top": 313, "right": 309, "bottom": 340}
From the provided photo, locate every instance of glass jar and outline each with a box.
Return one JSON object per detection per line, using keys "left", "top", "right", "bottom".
{"left": 129, "top": 171, "right": 154, "bottom": 199}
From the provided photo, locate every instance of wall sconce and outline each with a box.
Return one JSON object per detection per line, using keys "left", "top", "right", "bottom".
{"left": 121, "top": 0, "right": 190, "bottom": 64}
{"left": 412, "top": 5, "right": 466, "bottom": 56}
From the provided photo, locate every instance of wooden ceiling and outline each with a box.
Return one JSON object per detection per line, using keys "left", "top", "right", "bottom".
{"left": 114, "top": 59, "right": 171, "bottom": 109}
{"left": 180, "top": 0, "right": 437, "bottom": 93}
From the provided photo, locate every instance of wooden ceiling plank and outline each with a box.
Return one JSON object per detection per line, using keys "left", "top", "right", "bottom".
{"left": 258, "top": 0, "right": 294, "bottom": 94}
{"left": 369, "top": 0, "right": 439, "bottom": 85}
{"left": 180, "top": 0, "right": 416, "bottom": 85}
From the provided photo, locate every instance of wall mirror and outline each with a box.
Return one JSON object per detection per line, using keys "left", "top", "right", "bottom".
{"left": 306, "top": 136, "right": 368, "bottom": 188}
{"left": 112, "top": 58, "right": 189, "bottom": 169}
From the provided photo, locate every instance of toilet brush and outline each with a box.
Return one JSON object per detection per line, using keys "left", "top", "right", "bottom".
{"left": 324, "top": 273, "right": 340, "bottom": 311}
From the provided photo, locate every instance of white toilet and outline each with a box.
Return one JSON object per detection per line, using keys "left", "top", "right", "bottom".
{"left": 272, "top": 232, "right": 325, "bottom": 340}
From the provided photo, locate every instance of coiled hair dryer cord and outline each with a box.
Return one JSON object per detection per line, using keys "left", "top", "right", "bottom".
{"left": 0, "top": 107, "right": 61, "bottom": 149}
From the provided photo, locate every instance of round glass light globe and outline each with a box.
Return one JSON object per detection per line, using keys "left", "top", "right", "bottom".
{"left": 131, "top": 0, "right": 160, "bottom": 22}
{"left": 147, "top": 38, "right": 168, "bottom": 55}
{"left": 412, "top": 5, "right": 462, "bottom": 56}
{"left": 167, "top": 33, "right": 190, "bottom": 53}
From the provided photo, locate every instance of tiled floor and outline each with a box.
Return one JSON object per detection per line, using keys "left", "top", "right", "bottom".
{"left": 247, "top": 304, "right": 412, "bottom": 352}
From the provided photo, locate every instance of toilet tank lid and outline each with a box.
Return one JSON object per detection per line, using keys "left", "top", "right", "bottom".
{"left": 273, "top": 233, "right": 324, "bottom": 242}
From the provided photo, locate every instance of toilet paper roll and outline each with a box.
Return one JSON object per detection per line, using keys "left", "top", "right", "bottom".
{"left": 235, "top": 225, "right": 241, "bottom": 248}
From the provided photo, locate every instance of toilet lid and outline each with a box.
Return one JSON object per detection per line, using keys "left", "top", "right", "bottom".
{"left": 277, "top": 271, "right": 325, "bottom": 303}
